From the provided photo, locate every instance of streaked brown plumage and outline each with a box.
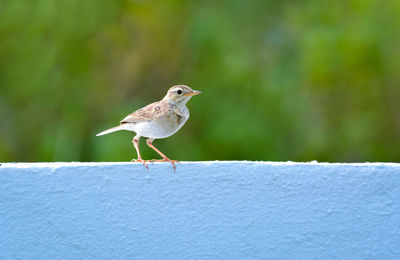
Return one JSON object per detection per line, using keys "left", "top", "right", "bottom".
{"left": 120, "top": 101, "right": 169, "bottom": 124}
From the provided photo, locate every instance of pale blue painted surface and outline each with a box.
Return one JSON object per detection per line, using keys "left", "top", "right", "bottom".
{"left": 0, "top": 161, "right": 399, "bottom": 259}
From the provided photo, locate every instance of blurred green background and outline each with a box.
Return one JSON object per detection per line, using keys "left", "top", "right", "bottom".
{"left": 1, "top": 0, "right": 399, "bottom": 162}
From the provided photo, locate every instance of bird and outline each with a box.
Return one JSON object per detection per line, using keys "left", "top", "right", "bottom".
{"left": 96, "top": 85, "right": 201, "bottom": 170}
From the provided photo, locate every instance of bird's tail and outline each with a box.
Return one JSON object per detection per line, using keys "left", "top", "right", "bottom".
{"left": 96, "top": 125, "right": 129, "bottom": 136}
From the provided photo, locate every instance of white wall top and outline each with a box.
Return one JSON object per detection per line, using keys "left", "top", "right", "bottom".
{"left": 0, "top": 161, "right": 399, "bottom": 259}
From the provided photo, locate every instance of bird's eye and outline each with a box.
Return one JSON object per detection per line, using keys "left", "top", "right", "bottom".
{"left": 177, "top": 89, "right": 182, "bottom": 95}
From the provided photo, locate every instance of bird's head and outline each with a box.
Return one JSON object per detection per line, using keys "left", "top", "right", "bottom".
{"left": 163, "top": 85, "right": 202, "bottom": 105}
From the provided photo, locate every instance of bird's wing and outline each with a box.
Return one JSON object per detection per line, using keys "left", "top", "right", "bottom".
{"left": 120, "top": 101, "right": 165, "bottom": 124}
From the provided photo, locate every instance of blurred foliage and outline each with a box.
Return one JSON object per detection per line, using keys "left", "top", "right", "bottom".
{"left": 0, "top": 0, "right": 399, "bottom": 162}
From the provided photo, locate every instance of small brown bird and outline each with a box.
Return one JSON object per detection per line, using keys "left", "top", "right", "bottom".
{"left": 96, "top": 85, "right": 201, "bottom": 170}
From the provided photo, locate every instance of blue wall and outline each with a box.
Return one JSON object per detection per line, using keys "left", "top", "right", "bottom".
{"left": 0, "top": 162, "right": 399, "bottom": 259}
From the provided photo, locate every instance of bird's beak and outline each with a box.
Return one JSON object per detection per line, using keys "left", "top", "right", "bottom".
{"left": 184, "top": 90, "right": 202, "bottom": 96}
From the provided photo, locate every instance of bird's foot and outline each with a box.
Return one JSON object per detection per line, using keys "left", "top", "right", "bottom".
{"left": 150, "top": 158, "right": 179, "bottom": 171}
{"left": 131, "top": 158, "right": 149, "bottom": 171}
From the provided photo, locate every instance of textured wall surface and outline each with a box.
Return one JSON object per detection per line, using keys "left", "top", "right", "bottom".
{"left": 0, "top": 161, "right": 399, "bottom": 259}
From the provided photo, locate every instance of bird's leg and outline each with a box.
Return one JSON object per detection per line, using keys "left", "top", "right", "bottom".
{"left": 132, "top": 136, "right": 143, "bottom": 159}
{"left": 131, "top": 137, "right": 148, "bottom": 170}
{"left": 146, "top": 138, "right": 178, "bottom": 171}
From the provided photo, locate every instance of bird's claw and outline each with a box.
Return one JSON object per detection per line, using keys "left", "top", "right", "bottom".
{"left": 131, "top": 158, "right": 149, "bottom": 171}
{"left": 150, "top": 158, "right": 179, "bottom": 172}
{"left": 131, "top": 158, "right": 179, "bottom": 172}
